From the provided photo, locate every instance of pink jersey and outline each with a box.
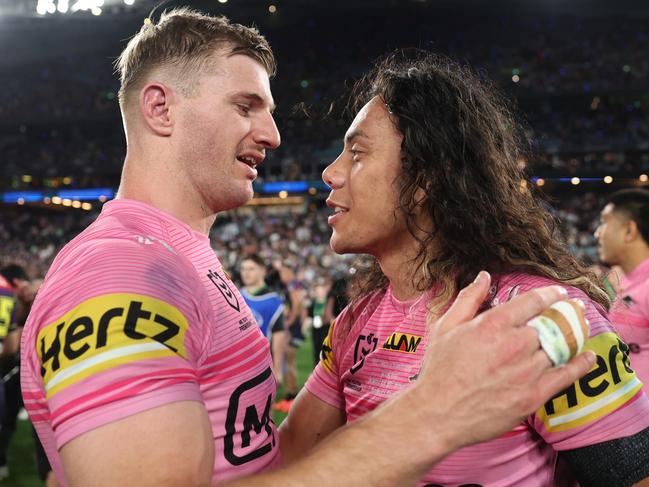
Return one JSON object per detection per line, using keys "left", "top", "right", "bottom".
{"left": 306, "top": 272, "right": 649, "bottom": 486}
{"left": 21, "top": 199, "right": 280, "bottom": 485}
{"left": 609, "top": 258, "right": 649, "bottom": 386}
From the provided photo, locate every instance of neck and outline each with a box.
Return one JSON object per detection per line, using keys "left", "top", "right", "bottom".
{"left": 620, "top": 246, "right": 649, "bottom": 275}
{"left": 245, "top": 283, "right": 266, "bottom": 293}
{"left": 377, "top": 242, "right": 425, "bottom": 301}
{"left": 117, "top": 153, "right": 216, "bottom": 236}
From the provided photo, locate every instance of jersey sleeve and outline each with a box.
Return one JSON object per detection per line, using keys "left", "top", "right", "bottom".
{"left": 304, "top": 306, "right": 350, "bottom": 410}
{"left": 494, "top": 275, "right": 649, "bottom": 451}
{"left": 0, "top": 291, "right": 16, "bottom": 339}
{"left": 22, "top": 237, "right": 212, "bottom": 450}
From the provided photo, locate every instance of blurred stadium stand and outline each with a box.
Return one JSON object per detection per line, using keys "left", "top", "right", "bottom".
{"left": 1, "top": 0, "right": 648, "bottom": 276}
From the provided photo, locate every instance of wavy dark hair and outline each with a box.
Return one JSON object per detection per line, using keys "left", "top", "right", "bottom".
{"left": 346, "top": 49, "right": 609, "bottom": 312}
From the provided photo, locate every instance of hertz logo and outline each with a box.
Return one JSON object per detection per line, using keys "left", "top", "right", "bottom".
{"left": 538, "top": 332, "right": 643, "bottom": 432}
{"left": 382, "top": 332, "right": 422, "bottom": 354}
{"left": 37, "top": 293, "right": 189, "bottom": 399}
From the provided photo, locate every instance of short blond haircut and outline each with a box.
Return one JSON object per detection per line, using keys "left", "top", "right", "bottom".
{"left": 114, "top": 7, "right": 276, "bottom": 106}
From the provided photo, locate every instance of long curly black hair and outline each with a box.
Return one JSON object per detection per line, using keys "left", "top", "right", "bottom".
{"left": 345, "top": 49, "right": 609, "bottom": 314}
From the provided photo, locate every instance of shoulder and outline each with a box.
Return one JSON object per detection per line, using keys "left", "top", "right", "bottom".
{"left": 494, "top": 272, "right": 612, "bottom": 338}
{"left": 26, "top": 232, "right": 205, "bottom": 344}
{"left": 51, "top": 231, "right": 199, "bottom": 294}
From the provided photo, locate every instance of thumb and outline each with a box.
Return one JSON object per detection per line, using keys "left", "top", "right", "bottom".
{"left": 433, "top": 271, "right": 491, "bottom": 335}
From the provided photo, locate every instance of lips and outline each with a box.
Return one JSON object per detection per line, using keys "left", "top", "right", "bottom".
{"left": 326, "top": 197, "right": 349, "bottom": 225}
{"left": 236, "top": 155, "right": 257, "bottom": 167}
{"left": 236, "top": 151, "right": 265, "bottom": 167}
{"left": 236, "top": 151, "right": 264, "bottom": 180}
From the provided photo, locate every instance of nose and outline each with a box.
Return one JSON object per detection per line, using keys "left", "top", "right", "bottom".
{"left": 254, "top": 112, "right": 281, "bottom": 149}
{"left": 322, "top": 154, "right": 345, "bottom": 189}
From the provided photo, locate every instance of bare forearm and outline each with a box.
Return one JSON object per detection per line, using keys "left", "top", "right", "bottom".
{"left": 224, "top": 391, "right": 447, "bottom": 487}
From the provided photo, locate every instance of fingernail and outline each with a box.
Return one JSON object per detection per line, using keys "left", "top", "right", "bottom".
{"left": 473, "top": 271, "right": 489, "bottom": 284}
{"left": 554, "top": 286, "right": 568, "bottom": 297}
{"left": 576, "top": 299, "right": 586, "bottom": 310}
{"left": 584, "top": 350, "right": 597, "bottom": 366}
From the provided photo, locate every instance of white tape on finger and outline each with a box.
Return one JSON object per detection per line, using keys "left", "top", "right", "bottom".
{"left": 527, "top": 299, "right": 590, "bottom": 366}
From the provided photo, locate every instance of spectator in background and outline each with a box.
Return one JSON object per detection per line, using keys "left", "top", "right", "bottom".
{"left": 595, "top": 188, "right": 649, "bottom": 385}
{"left": 305, "top": 278, "right": 329, "bottom": 366}
{"left": 324, "top": 275, "right": 349, "bottom": 325}
{"left": 274, "top": 261, "right": 306, "bottom": 413}
{"left": 0, "top": 265, "right": 56, "bottom": 486}
{"left": 0, "top": 265, "right": 31, "bottom": 482}
{"left": 239, "top": 254, "right": 285, "bottom": 379}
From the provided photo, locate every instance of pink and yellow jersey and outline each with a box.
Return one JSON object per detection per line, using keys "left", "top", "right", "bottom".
{"left": 21, "top": 199, "right": 280, "bottom": 486}
{"left": 306, "top": 272, "right": 649, "bottom": 486}
{"left": 609, "top": 257, "right": 649, "bottom": 386}
{"left": 0, "top": 275, "right": 16, "bottom": 340}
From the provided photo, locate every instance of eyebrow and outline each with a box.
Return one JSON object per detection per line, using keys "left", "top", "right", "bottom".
{"left": 234, "top": 92, "right": 276, "bottom": 113}
{"left": 344, "top": 129, "right": 370, "bottom": 145}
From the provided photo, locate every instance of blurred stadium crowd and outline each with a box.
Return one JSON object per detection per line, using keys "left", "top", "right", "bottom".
{"left": 1, "top": 10, "right": 649, "bottom": 188}
{"left": 2, "top": 6, "right": 648, "bottom": 280}
{"left": 0, "top": 195, "right": 610, "bottom": 288}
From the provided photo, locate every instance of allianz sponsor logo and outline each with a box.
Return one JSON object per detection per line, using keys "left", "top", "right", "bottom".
{"left": 382, "top": 332, "right": 422, "bottom": 354}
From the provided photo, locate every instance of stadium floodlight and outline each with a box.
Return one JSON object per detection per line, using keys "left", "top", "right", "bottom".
{"left": 36, "top": 0, "right": 56, "bottom": 15}
{"left": 36, "top": 0, "right": 134, "bottom": 15}
{"left": 71, "top": 0, "right": 103, "bottom": 13}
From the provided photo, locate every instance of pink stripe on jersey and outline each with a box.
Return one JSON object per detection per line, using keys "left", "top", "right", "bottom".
{"left": 306, "top": 272, "right": 649, "bottom": 486}
{"left": 199, "top": 335, "right": 269, "bottom": 377}
{"left": 49, "top": 367, "right": 198, "bottom": 428}
{"left": 52, "top": 378, "right": 200, "bottom": 432}
{"left": 22, "top": 199, "right": 280, "bottom": 486}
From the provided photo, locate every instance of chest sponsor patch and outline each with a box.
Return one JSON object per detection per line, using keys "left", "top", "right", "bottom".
{"left": 37, "top": 293, "right": 189, "bottom": 399}
{"left": 382, "top": 332, "right": 423, "bottom": 354}
{"left": 537, "top": 332, "right": 643, "bottom": 432}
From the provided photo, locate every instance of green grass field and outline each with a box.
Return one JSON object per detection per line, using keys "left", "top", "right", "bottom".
{"left": 5, "top": 338, "right": 315, "bottom": 486}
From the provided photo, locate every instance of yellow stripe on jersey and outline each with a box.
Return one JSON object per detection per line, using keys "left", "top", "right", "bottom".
{"left": 0, "top": 295, "right": 15, "bottom": 339}
{"left": 320, "top": 320, "right": 336, "bottom": 373}
{"left": 37, "top": 293, "right": 189, "bottom": 398}
{"left": 537, "top": 332, "right": 643, "bottom": 432}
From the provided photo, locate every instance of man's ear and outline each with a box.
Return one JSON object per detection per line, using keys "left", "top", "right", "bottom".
{"left": 139, "top": 82, "right": 175, "bottom": 137}
{"left": 624, "top": 219, "right": 640, "bottom": 243}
